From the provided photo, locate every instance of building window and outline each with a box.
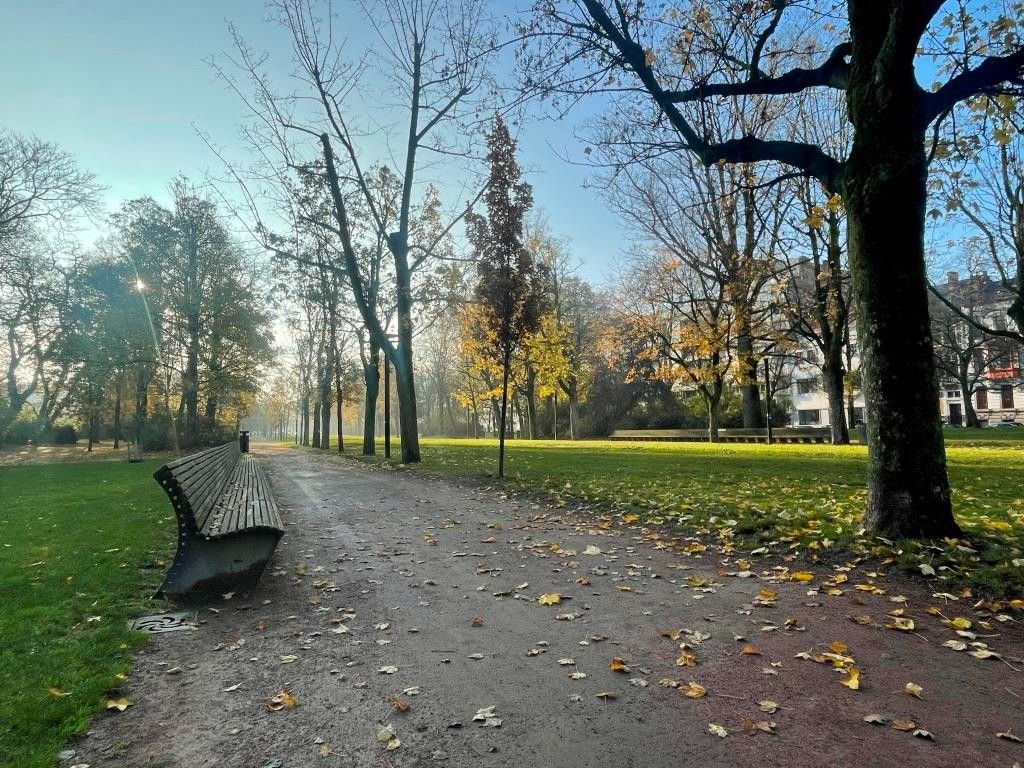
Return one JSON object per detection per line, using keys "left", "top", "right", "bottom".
{"left": 796, "top": 378, "right": 818, "bottom": 395}
{"left": 804, "top": 348, "right": 819, "bottom": 363}
{"left": 851, "top": 407, "right": 864, "bottom": 426}
{"left": 1001, "top": 385, "right": 1015, "bottom": 409}
{"left": 976, "top": 389, "right": 988, "bottom": 410}
{"left": 945, "top": 389, "right": 961, "bottom": 399}
{"left": 798, "top": 409, "right": 821, "bottom": 425}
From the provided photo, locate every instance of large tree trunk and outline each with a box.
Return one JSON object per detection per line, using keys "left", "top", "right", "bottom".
{"left": 735, "top": 330, "right": 763, "bottom": 428}
{"left": 335, "top": 366, "right": 345, "bottom": 452}
{"left": 524, "top": 366, "right": 538, "bottom": 439}
{"left": 706, "top": 395, "right": 721, "bottom": 442}
{"left": 392, "top": 237, "right": 421, "bottom": 464}
{"left": 822, "top": 360, "right": 850, "bottom": 444}
{"left": 362, "top": 347, "right": 380, "bottom": 456}
{"left": 311, "top": 398, "right": 322, "bottom": 448}
{"left": 497, "top": 350, "right": 511, "bottom": 478}
{"left": 113, "top": 377, "right": 122, "bottom": 450}
{"left": 566, "top": 381, "right": 580, "bottom": 440}
{"left": 845, "top": 2, "right": 959, "bottom": 538}
{"left": 960, "top": 366, "right": 981, "bottom": 429}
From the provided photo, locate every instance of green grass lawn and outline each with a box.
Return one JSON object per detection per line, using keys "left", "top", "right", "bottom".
{"left": 0, "top": 460, "right": 173, "bottom": 768}
{"left": 337, "top": 435, "right": 1024, "bottom": 596}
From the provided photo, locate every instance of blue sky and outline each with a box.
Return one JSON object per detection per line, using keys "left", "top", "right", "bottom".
{"left": 0, "top": 0, "right": 623, "bottom": 282}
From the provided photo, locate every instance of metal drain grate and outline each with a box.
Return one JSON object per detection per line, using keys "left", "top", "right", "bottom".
{"left": 128, "top": 612, "right": 199, "bottom": 633}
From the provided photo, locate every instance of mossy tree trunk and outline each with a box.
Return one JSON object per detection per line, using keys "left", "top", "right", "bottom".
{"left": 844, "top": 1, "right": 960, "bottom": 538}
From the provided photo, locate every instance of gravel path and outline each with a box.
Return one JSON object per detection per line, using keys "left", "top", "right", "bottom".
{"left": 69, "top": 444, "right": 1024, "bottom": 768}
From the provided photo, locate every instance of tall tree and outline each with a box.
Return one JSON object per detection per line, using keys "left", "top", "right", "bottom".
{"left": 467, "top": 117, "right": 543, "bottom": 478}
{"left": 217, "top": 0, "right": 494, "bottom": 463}
{"left": 522, "top": 1, "right": 1024, "bottom": 537}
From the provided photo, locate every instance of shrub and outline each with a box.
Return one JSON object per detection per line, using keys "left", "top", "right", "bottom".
{"left": 51, "top": 425, "right": 78, "bottom": 444}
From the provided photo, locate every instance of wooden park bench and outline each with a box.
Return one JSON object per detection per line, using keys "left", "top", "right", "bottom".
{"left": 153, "top": 440, "right": 283, "bottom": 599}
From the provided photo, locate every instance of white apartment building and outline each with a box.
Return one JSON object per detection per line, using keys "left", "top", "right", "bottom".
{"left": 787, "top": 343, "right": 865, "bottom": 429}
{"left": 787, "top": 272, "right": 1024, "bottom": 429}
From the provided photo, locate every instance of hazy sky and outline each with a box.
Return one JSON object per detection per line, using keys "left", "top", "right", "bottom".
{"left": 0, "top": 0, "right": 623, "bottom": 281}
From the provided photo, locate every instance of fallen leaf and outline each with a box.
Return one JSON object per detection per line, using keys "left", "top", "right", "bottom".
{"left": 319, "top": 743, "right": 332, "bottom": 757}
{"left": 969, "top": 649, "right": 1000, "bottom": 660}
{"left": 675, "top": 652, "right": 698, "bottom": 667}
{"left": 708, "top": 723, "right": 728, "bottom": 738}
{"left": 942, "top": 640, "right": 967, "bottom": 651}
{"left": 49, "top": 688, "right": 70, "bottom": 698}
{"left": 791, "top": 571, "right": 815, "bottom": 583}
{"left": 682, "top": 682, "right": 707, "bottom": 698}
{"left": 537, "top": 593, "right": 562, "bottom": 605}
{"left": 375, "top": 723, "right": 401, "bottom": 751}
{"left": 388, "top": 696, "right": 409, "bottom": 712}
{"left": 609, "top": 657, "right": 630, "bottom": 673}
{"left": 745, "top": 719, "right": 777, "bottom": 735}
{"left": 997, "top": 730, "right": 1023, "bottom": 743}
{"left": 758, "top": 700, "right": 778, "bottom": 714}
{"left": 471, "top": 617, "right": 484, "bottom": 627}
{"left": 378, "top": 666, "right": 399, "bottom": 674}
{"left": 558, "top": 658, "right": 576, "bottom": 666}
{"left": 946, "top": 617, "right": 972, "bottom": 630}
{"left": 913, "top": 729, "right": 935, "bottom": 741}
{"left": 266, "top": 690, "right": 298, "bottom": 711}
{"left": 863, "top": 714, "right": 887, "bottom": 725}
{"left": 891, "top": 719, "right": 917, "bottom": 732}
{"left": 885, "top": 617, "right": 915, "bottom": 632}
{"left": 741, "top": 644, "right": 761, "bottom": 656}
{"left": 222, "top": 683, "right": 242, "bottom": 692}
{"left": 905, "top": 682, "right": 923, "bottom": 699}
{"left": 594, "top": 691, "right": 617, "bottom": 701}
{"left": 280, "top": 655, "right": 298, "bottom": 664}
{"left": 840, "top": 666, "right": 860, "bottom": 690}
{"left": 583, "top": 545, "right": 602, "bottom": 556}
{"left": 104, "top": 698, "right": 132, "bottom": 712}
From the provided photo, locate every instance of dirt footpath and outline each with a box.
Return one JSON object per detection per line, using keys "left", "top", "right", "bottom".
{"left": 69, "top": 445, "right": 1024, "bottom": 768}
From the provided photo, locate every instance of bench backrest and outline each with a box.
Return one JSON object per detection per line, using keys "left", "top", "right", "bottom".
{"left": 155, "top": 442, "right": 241, "bottom": 534}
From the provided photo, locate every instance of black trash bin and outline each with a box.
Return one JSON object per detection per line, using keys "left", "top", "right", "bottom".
{"left": 239, "top": 430, "right": 250, "bottom": 453}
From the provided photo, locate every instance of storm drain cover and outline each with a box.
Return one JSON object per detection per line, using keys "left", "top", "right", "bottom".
{"left": 128, "top": 612, "right": 199, "bottom": 633}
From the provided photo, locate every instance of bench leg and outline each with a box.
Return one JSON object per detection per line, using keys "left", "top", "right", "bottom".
{"left": 156, "top": 530, "right": 282, "bottom": 600}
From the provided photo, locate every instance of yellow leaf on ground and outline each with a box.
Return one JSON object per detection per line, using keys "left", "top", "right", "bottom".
{"left": 266, "top": 690, "right": 298, "bottom": 711}
{"left": 905, "top": 683, "right": 923, "bottom": 699}
{"left": 886, "top": 617, "right": 915, "bottom": 632}
{"left": 609, "top": 657, "right": 630, "bottom": 672}
{"left": 675, "top": 652, "right": 698, "bottom": 667}
{"left": 840, "top": 666, "right": 860, "bottom": 690}
{"left": 708, "top": 723, "right": 728, "bottom": 738}
{"left": 791, "top": 571, "right": 814, "bottom": 583}
{"left": 537, "top": 593, "right": 562, "bottom": 605}
{"left": 682, "top": 682, "right": 707, "bottom": 698}
{"left": 947, "top": 617, "right": 972, "bottom": 630}
{"left": 105, "top": 697, "right": 132, "bottom": 712}
{"left": 741, "top": 644, "right": 761, "bottom": 656}
{"left": 48, "top": 688, "right": 70, "bottom": 698}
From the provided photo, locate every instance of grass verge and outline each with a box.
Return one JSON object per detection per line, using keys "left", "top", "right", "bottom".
{"left": 0, "top": 460, "right": 173, "bottom": 768}
{"left": 327, "top": 437, "right": 1024, "bottom": 597}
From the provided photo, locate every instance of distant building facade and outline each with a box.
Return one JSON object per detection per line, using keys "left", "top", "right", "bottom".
{"left": 786, "top": 271, "right": 1023, "bottom": 429}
